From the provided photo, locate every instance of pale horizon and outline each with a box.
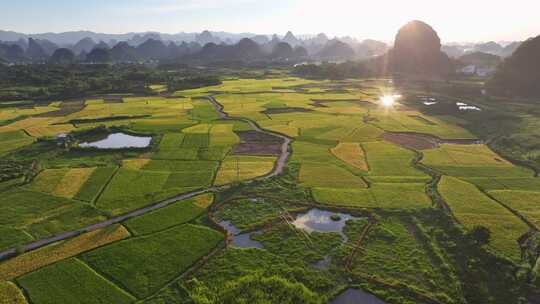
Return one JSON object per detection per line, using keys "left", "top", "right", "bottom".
{"left": 1, "top": 0, "right": 539, "bottom": 43}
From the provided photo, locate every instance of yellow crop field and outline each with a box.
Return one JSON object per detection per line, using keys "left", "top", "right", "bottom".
{"left": 0, "top": 224, "right": 130, "bottom": 280}
{"left": 214, "top": 156, "right": 276, "bottom": 185}
{"left": 0, "top": 281, "right": 27, "bottom": 304}
{"left": 27, "top": 169, "right": 67, "bottom": 194}
{"left": 122, "top": 159, "right": 151, "bottom": 170}
{"left": 193, "top": 193, "right": 214, "bottom": 208}
{"left": 25, "top": 124, "right": 75, "bottom": 137}
{"left": 331, "top": 142, "right": 369, "bottom": 171}
{"left": 183, "top": 124, "right": 212, "bottom": 133}
{"left": 0, "top": 117, "right": 55, "bottom": 134}
{"left": 423, "top": 144, "right": 512, "bottom": 167}
{"left": 53, "top": 168, "right": 97, "bottom": 198}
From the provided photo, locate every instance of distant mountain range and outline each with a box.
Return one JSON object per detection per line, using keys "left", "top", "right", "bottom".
{"left": 0, "top": 30, "right": 390, "bottom": 64}
{"left": 441, "top": 41, "right": 522, "bottom": 58}
{"left": 0, "top": 29, "right": 524, "bottom": 65}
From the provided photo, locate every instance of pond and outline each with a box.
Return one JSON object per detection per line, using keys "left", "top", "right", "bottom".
{"left": 292, "top": 209, "right": 359, "bottom": 239}
{"left": 456, "top": 102, "right": 482, "bottom": 111}
{"left": 331, "top": 288, "right": 388, "bottom": 304}
{"left": 79, "top": 132, "right": 152, "bottom": 149}
{"left": 219, "top": 220, "right": 264, "bottom": 249}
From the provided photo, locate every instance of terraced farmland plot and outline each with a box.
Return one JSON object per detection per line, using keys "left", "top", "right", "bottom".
{"left": 125, "top": 193, "right": 213, "bottom": 235}
{"left": 369, "top": 111, "right": 475, "bottom": 139}
{"left": 214, "top": 156, "right": 276, "bottom": 185}
{"left": 26, "top": 204, "right": 107, "bottom": 239}
{"left": 488, "top": 190, "right": 540, "bottom": 228}
{"left": 17, "top": 258, "right": 134, "bottom": 304}
{"left": 299, "top": 163, "right": 367, "bottom": 189}
{"left": 81, "top": 224, "right": 224, "bottom": 299}
{"left": 143, "top": 159, "right": 218, "bottom": 173}
{"left": 0, "top": 189, "right": 73, "bottom": 227}
{"left": 27, "top": 167, "right": 101, "bottom": 198}
{"left": 422, "top": 144, "right": 533, "bottom": 177}
{"left": 363, "top": 141, "right": 428, "bottom": 177}
{"left": 331, "top": 142, "right": 369, "bottom": 171}
{"left": 182, "top": 133, "right": 210, "bottom": 148}
{"left": 74, "top": 167, "right": 117, "bottom": 202}
{"left": 438, "top": 176, "right": 529, "bottom": 260}
{"left": 122, "top": 159, "right": 151, "bottom": 170}
{"left": 191, "top": 101, "right": 221, "bottom": 121}
{"left": 52, "top": 167, "right": 96, "bottom": 198}
{"left": 291, "top": 140, "right": 337, "bottom": 164}
{"left": 158, "top": 132, "right": 185, "bottom": 149}
{"left": 96, "top": 168, "right": 170, "bottom": 215}
{"left": 312, "top": 182, "right": 431, "bottom": 209}
{"left": 0, "top": 130, "right": 35, "bottom": 155}
{"left": 0, "top": 225, "right": 129, "bottom": 280}
{"left": 464, "top": 177, "right": 540, "bottom": 191}
{"left": 0, "top": 226, "right": 32, "bottom": 252}
{"left": 210, "top": 124, "right": 240, "bottom": 146}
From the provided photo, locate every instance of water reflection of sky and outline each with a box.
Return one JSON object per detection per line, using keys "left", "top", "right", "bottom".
{"left": 292, "top": 209, "right": 357, "bottom": 234}
{"left": 331, "top": 288, "right": 388, "bottom": 304}
{"left": 79, "top": 133, "right": 152, "bottom": 149}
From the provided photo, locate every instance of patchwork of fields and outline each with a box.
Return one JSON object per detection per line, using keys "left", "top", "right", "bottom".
{"left": 0, "top": 77, "right": 537, "bottom": 303}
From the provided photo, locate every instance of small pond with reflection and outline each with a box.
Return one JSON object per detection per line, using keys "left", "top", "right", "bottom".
{"left": 79, "top": 132, "right": 152, "bottom": 149}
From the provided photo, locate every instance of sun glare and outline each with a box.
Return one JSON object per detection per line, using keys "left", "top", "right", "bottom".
{"left": 381, "top": 95, "right": 396, "bottom": 107}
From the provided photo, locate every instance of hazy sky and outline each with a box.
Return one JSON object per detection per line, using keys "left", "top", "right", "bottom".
{"left": 1, "top": 0, "right": 539, "bottom": 42}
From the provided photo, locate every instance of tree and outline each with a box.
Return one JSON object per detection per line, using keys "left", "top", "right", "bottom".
{"left": 188, "top": 275, "right": 321, "bottom": 304}
{"left": 467, "top": 226, "right": 491, "bottom": 246}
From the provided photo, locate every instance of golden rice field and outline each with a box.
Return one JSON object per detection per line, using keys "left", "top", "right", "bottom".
{"left": 214, "top": 156, "right": 276, "bottom": 185}
{"left": 0, "top": 281, "right": 27, "bottom": 304}
{"left": 0, "top": 225, "right": 130, "bottom": 280}
{"left": 331, "top": 142, "right": 369, "bottom": 171}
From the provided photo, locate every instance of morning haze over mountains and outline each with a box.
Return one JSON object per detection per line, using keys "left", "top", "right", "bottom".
{"left": 0, "top": 28, "right": 522, "bottom": 64}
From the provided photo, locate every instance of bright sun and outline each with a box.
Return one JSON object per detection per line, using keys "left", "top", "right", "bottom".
{"left": 381, "top": 95, "right": 396, "bottom": 107}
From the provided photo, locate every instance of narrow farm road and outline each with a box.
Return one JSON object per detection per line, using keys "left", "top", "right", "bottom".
{"left": 0, "top": 96, "right": 293, "bottom": 262}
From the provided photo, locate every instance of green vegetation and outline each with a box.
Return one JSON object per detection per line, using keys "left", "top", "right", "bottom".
{"left": 216, "top": 198, "right": 303, "bottom": 230}
{"left": 1, "top": 75, "right": 539, "bottom": 304}
{"left": 489, "top": 190, "right": 540, "bottom": 228}
{"left": 17, "top": 258, "right": 135, "bottom": 304}
{"left": 74, "top": 167, "right": 117, "bottom": 202}
{"left": 438, "top": 176, "right": 529, "bottom": 260}
{"left": 82, "top": 224, "right": 224, "bottom": 298}
{"left": 340, "top": 217, "right": 463, "bottom": 303}
{"left": 313, "top": 183, "right": 432, "bottom": 209}
{"left": 125, "top": 193, "right": 213, "bottom": 235}
{"left": 0, "top": 226, "right": 32, "bottom": 252}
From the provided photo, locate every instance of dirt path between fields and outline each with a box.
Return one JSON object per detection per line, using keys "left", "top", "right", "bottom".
{"left": 0, "top": 96, "right": 293, "bottom": 262}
